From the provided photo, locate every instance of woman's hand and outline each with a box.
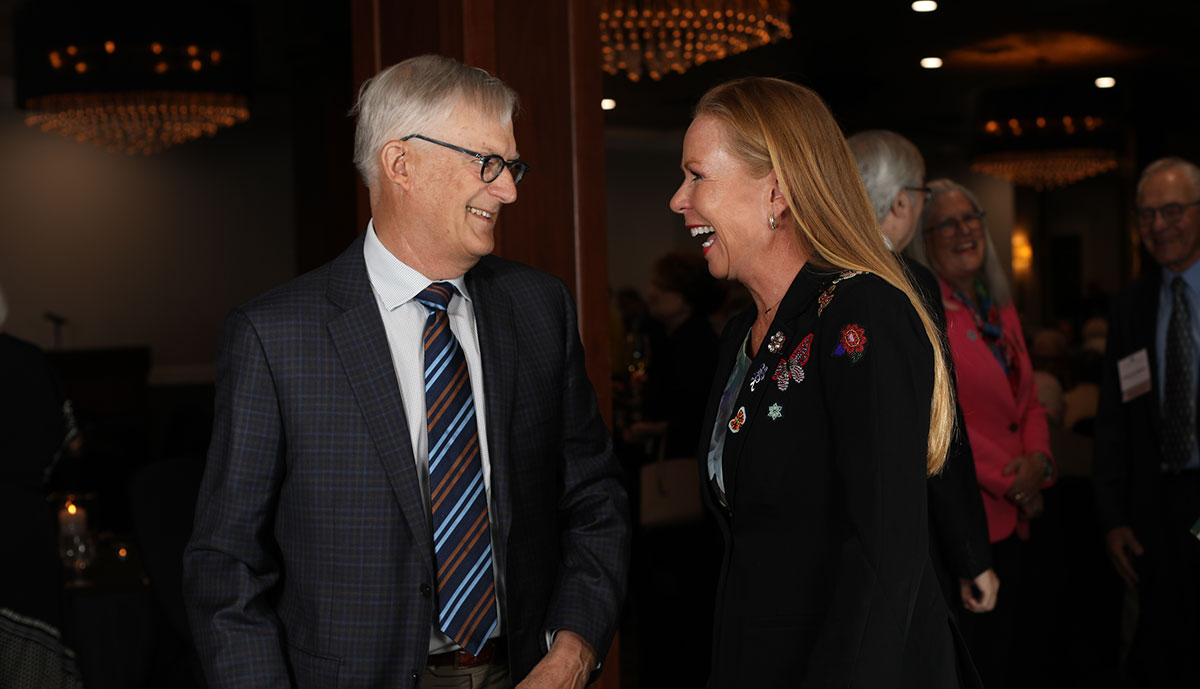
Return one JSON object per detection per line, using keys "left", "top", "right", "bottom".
{"left": 1003, "top": 453, "right": 1044, "bottom": 519}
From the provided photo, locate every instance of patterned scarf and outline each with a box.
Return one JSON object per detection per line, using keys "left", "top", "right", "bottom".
{"left": 951, "top": 277, "right": 1020, "bottom": 397}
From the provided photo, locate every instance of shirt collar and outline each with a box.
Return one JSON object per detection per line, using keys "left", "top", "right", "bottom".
{"left": 363, "top": 219, "right": 472, "bottom": 311}
{"left": 1161, "top": 258, "right": 1200, "bottom": 298}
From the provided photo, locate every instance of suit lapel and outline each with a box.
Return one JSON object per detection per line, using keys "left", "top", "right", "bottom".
{"left": 325, "top": 236, "right": 432, "bottom": 572}
{"left": 466, "top": 260, "right": 517, "bottom": 551}
{"left": 1135, "top": 270, "right": 1163, "bottom": 439}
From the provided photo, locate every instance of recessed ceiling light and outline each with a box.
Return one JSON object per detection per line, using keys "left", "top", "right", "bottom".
{"left": 601, "top": 98, "right": 616, "bottom": 111}
{"left": 1094, "top": 77, "right": 1116, "bottom": 89}
{"left": 920, "top": 57, "right": 943, "bottom": 69}
{"left": 911, "top": 1, "right": 938, "bottom": 12}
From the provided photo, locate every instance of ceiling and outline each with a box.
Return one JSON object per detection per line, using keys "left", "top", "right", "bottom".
{"left": 599, "top": 0, "right": 1200, "bottom": 158}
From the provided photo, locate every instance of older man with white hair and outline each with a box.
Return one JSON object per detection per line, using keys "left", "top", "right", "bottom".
{"left": 184, "top": 55, "right": 629, "bottom": 689}
{"left": 1094, "top": 156, "right": 1200, "bottom": 687}
{"left": 848, "top": 130, "right": 999, "bottom": 617}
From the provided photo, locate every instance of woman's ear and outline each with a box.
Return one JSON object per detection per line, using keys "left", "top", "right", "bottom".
{"left": 765, "top": 170, "right": 789, "bottom": 221}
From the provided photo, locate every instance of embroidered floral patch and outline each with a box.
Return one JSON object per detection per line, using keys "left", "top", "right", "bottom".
{"left": 817, "top": 270, "right": 866, "bottom": 317}
{"left": 774, "top": 333, "right": 813, "bottom": 390}
{"left": 767, "top": 331, "right": 787, "bottom": 354}
{"left": 729, "top": 406, "right": 746, "bottom": 433}
{"left": 767, "top": 403, "right": 783, "bottom": 421}
{"left": 832, "top": 323, "right": 867, "bottom": 364}
{"left": 749, "top": 363, "right": 767, "bottom": 392}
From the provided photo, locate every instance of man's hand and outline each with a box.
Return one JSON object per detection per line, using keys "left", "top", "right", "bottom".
{"left": 1105, "top": 526, "right": 1144, "bottom": 588}
{"left": 959, "top": 568, "right": 1000, "bottom": 613}
{"left": 516, "top": 629, "right": 595, "bottom": 689}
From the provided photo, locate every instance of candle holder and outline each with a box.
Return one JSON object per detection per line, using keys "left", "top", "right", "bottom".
{"left": 55, "top": 493, "right": 96, "bottom": 587}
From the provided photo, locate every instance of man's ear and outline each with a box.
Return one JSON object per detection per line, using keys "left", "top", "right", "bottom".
{"left": 891, "top": 189, "right": 911, "bottom": 220}
{"left": 380, "top": 141, "right": 411, "bottom": 190}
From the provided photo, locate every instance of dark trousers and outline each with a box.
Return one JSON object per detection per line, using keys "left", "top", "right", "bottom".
{"left": 958, "top": 535, "right": 1031, "bottom": 689}
{"left": 1129, "top": 472, "right": 1200, "bottom": 688}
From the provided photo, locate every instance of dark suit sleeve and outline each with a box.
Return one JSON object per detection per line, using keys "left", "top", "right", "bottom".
{"left": 1093, "top": 290, "right": 1135, "bottom": 533}
{"left": 803, "top": 283, "right": 936, "bottom": 687}
{"left": 541, "top": 281, "right": 631, "bottom": 663}
{"left": 904, "top": 258, "right": 993, "bottom": 580}
{"left": 184, "top": 309, "right": 291, "bottom": 688}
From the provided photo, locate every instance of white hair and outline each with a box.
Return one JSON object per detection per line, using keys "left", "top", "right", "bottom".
{"left": 846, "top": 130, "right": 925, "bottom": 224}
{"left": 907, "top": 178, "right": 1012, "bottom": 306}
{"left": 350, "top": 54, "right": 519, "bottom": 189}
{"left": 1137, "top": 156, "right": 1200, "bottom": 203}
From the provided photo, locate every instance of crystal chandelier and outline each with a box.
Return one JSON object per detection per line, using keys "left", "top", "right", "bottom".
{"left": 600, "top": 1, "right": 792, "bottom": 81}
{"left": 15, "top": 6, "right": 251, "bottom": 155}
{"left": 971, "top": 114, "right": 1118, "bottom": 190}
{"left": 972, "top": 150, "right": 1118, "bottom": 190}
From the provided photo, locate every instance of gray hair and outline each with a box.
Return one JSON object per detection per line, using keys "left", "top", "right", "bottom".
{"left": 907, "top": 178, "right": 1012, "bottom": 306}
{"left": 1137, "top": 156, "right": 1200, "bottom": 203}
{"left": 350, "top": 54, "right": 519, "bottom": 189}
{"left": 846, "top": 130, "right": 925, "bottom": 224}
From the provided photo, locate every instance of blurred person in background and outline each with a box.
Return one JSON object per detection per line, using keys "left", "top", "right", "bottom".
{"left": 848, "top": 129, "right": 998, "bottom": 621}
{"left": 909, "top": 178, "right": 1056, "bottom": 689}
{"left": 1094, "top": 156, "right": 1200, "bottom": 687}
{"left": 0, "top": 283, "right": 81, "bottom": 687}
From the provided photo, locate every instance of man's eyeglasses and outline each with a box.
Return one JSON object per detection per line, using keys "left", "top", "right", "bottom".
{"left": 925, "top": 211, "right": 986, "bottom": 238}
{"left": 903, "top": 186, "right": 932, "bottom": 201}
{"left": 1137, "top": 200, "right": 1200, "bottom": 227}
{"left": 401, "top": 134, "right": 529, "bottom": 185}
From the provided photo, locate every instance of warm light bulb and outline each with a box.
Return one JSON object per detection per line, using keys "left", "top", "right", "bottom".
{"left": 911, "top": 1, "right": 938, "bottom": 11}
{"left": 601, "top": 98, "right": 617, "bottom": 111}
{"left": 920, "top": 57, "right": 943, "bottom": 69}
{"left": 1095, "top": 76, "right": 1116, "bottom": 89}
{"left": 67, "top": 504, "right": 77, "bottom": 515}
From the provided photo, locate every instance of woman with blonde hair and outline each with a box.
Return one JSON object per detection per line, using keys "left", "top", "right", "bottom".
{"left": 671, "top": 77, "right": 979, "bottom": 687}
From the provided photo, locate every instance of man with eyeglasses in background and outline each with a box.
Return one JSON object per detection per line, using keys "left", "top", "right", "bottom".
{"left": 848, "top": 130, "right": 1000, "bottom": 622}
{"left": 184, "top": 55, "right": 629, "bottom": 689}
{"left": 1094, "top": 156, "right": 1200, "bottom": 687}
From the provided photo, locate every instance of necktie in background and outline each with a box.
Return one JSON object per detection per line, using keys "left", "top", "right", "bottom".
{"left": 416, "top": 282, "right": 497, "bottom": 654}
{"left": 1162, "top": 277, "right": 1196, "bottom": 472}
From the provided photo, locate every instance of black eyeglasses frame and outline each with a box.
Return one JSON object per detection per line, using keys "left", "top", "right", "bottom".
{"left": 400, "top": 133, "right": 529, "bottom": 185}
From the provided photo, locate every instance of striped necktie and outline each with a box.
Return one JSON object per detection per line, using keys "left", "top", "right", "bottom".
{"left": 1163, "top": 277, "right": 1196, "bottom": 472}
{"left": 416, "top": 282, "right": 497, "bottom": 654}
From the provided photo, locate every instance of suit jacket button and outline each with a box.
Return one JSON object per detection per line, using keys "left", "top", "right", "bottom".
{"left": 420, "top": 583, "right": 432, "bottom": 597}
{"left": 412, "top": 670, "right": 420, "bottom": 684}
{"left": 1008, "top": 423, "right": 1018, "bottom": 432}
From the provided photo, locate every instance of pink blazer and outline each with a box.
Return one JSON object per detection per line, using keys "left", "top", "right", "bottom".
{"left": 940, "top": 278, "right": 1054, "bottom": 543}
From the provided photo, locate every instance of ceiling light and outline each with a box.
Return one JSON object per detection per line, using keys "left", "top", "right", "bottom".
{"left": 601, "top": 98, "right": 616, "bottom": 111}
{"left": 1094, "top": 76, "right": 1116, "bottom": 89}
{"left": 920, "top": 57, "right": 943, "bottom": 69}
{"left": 911, "top": 1, "right": 938, "bottom": 12}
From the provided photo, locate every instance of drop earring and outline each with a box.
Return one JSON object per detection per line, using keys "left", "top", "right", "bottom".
{"left": 769, "top": 214, "right": 777, "bottom": 230}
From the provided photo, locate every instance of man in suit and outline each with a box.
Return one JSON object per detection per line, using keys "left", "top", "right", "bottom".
{"left": 1094, "top": 156, "right": 1200, "bottom": 687}
{"left": 183, "top": 55, "right": 629, "bottom": 689}
{"left": 847, "top": 130, "right": 999, "bottom": 616}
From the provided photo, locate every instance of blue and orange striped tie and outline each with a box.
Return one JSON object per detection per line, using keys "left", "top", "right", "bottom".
{"left": 416, "top": 282, "right": 497, "bottom": 655}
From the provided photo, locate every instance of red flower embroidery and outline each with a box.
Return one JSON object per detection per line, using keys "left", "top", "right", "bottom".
{"left": 840, "top": 324, "right": 866, "bottom": 353}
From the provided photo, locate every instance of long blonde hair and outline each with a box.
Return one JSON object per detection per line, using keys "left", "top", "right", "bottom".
{"left": 695, "top": 77, "right": 953, "bottom": 474}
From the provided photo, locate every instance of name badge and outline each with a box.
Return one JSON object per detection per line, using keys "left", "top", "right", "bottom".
{"left": 1117, "top": 348, "right": 1151, "bottom": 403}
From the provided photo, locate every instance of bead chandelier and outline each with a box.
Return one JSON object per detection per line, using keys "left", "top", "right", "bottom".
{"left": 15, "top": 6, "right": 251, "bottom": 155}
{"left": 971, "top": 115, "right": 1117, "bottom": 190}
{"left": 600, "top": 1, "right": 792, "bottom": 81}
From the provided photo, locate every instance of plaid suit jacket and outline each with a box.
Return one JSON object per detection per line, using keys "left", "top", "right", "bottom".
{"left": 184, "top": 234, "right": 629, "bottom": 688}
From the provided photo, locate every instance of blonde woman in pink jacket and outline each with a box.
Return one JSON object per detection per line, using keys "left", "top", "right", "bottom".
{"left": 908, "top": 178, "right": 1055, "bottom": 689}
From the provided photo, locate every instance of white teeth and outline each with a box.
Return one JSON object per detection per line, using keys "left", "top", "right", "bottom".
{"left": 689, "top": 225, "right": 715, "bottom": 237}
{"left": 701, "top": 236, "right": 716, "bottom": 248}
{"left": 467, "top": 206, "right": 493, "bottom": 219}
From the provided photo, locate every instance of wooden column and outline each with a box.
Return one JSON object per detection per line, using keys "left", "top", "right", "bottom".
{"left": 350, "top": 2, "right": 619, "bottom": 686}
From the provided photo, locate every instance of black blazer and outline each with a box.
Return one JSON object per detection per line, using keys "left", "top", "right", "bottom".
{"left": 1093, "top": 268, "right": 1177, "bottom": 535}
{"left": 184, "top": 234, "right": 630, "bottom": 688}
{"left": 700, "top": 266, "right": 979, "bottom": 688}
{"left": 903, "top": 257, "right": 992, "bottom": 597}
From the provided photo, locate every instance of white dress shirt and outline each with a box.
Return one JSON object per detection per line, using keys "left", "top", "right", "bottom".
{"left": 362, "top": 221, "right": 505, "bottom": 655}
